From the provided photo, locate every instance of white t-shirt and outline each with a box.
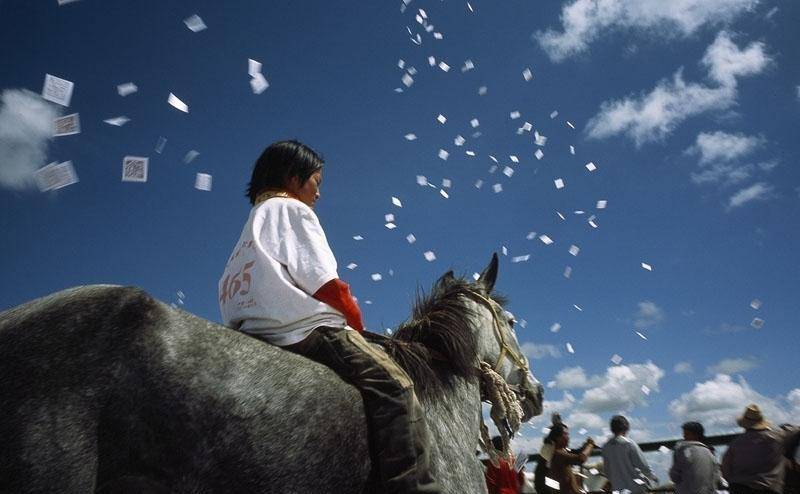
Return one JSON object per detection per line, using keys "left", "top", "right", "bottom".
{"left": 219, "top": 197, "right": 347, "bottom": 346}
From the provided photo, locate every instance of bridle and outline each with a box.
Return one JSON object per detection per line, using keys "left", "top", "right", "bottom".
{"left": 464, "top": 290, "right": 529, "bottom": 378}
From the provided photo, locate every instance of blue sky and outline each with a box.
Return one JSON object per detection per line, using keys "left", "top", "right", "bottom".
{"left": 1, "top": 0, "right": 798, "bottom": 472}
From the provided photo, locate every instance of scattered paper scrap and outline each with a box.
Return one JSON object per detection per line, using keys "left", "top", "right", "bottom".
{"left": 167, "top": 92, "right": 189, "bottom": 113}
{"left": 569, "top": 245, "right": 580, "bottom": 256}
{"left": 34, "top": 161, "right": 78, "bottom": 191}
{"left": 478, "top": 85, "right": 487, "bottom": 95}
{"left": 42, "top": 74, "right": 74, "bottom": 107}
{"left": 550, "top": 323, "right": 561, "bottom": 333}
{"left": 423, "top": 251, "right": 436, "bottom": 262}
{"left": 585, "top": 162, "right": 597, "bottom": 171}
{"left": 750, "top": 299, "right": 762, "bottom": 310}
{"left": 566, "top": 342, "right": 574, "bottom": 354}
{"left": 511, "top": 255, "right": 530, "bottom": 263}
{"left": 440, "top": 189, "right": 449, "bottom": 199}
{"left": 385, "top": 213, "right": 395, "bottom": 222}
{"left": 641, "top": 262, "right": 653, "bottom": 271}
{"left": 437, "top": 114, "right": 447, "bottom": 124}
{"left": 54, "top": 113, "right": 80, "bottom": 136}
{"left": 194, "top": 173, "right": 212, "bottom": 191}
{"left": 385, "top": 223, "right": 397, "bottom": 229}
{"left": 550, "top": 110, "right": 558, "bottom": 119}
{"left": 641, "top": 384, "right": 651, "bottom": 395}
{"left": 353, "top": 235, "right": 364, "bottom": 240}
{"left": 570, "top": 145, "right": 575, "bottom": 155}
{"left": 563, "top": 266, "right": 572, "bottom": 278}
{"left": 371, "top": 273, "right": 382, "bottom": 281}
{"left": 406, "top": 234, "right": 416, "bottom": 244}
{"left": 184, "top": 150, "right": 200, "bottom": 163}
{"left": 438, "top": 61, "right": 450, "bottom": 72}
{"left": 122, "top": 156, "right": 149, "bottom": 183}
{"left": 474, "top": 179, "right": 483, "bottom": 189}
{"left": 104, "top": 116, "right": 130, "bottom": 126}
{"left": 503, "top": 166, "right": 514, "bottom": 177}
{"left": 510, "top": 111, "right": 521, "bottom": 119}
{"left": 539, "top": 234, "right": 553, "bottom": 245}
{"left": 155, "top": 136, "right": 167, "bottom": 154}
{"left": 250, "top": 73, "right": 269, "bottom": 94}
{"left": 442, "top": 178, "right": 452, "bottom": 188}
{"left": 597, "top": 200, "right": 607, "bottom": 209}
{"left": 248, "top": 59, "right": 262, "bottom": 77}
{"left": 438, "top": 149, "right": 449, "bottom": 160}
{"left": 751, "top": 317, "right": 764, "bottom": 329}
{"left": 611, "top": 354, "right": 623, "bottom": 365}
{"left": 416, "top": 175, "right": 428, "bottom": 186}
{"left": 554, "top": 178, "right": 565, "bottom": 189}
{"left": 405, "top": 133, "right": 418, "bottom": 141}
{"left": 492, "top": 183, "right": 503, "bottom": 193}
{"left": 635, "top": 331, "right": 648, "bottom": 340}
{"left": 573, "top": 304, "right": 583, "bottom": 311}
{"left": 391, "top": 196, "right": 402, "bottom": 207}
{"left": 522, "top": 68, "right": 533, "bottom": 81}
{"left": 117, "top": 82, "right": 138, "bottom": 96}
{"left": 184, "top": 14, "right": 207, "bottom": 32}
{"left": 567, "top": 121, "right": 576, "bottom": 129}
{"left": 534, "top": 149, "right": 544, "bottom": 160}
{"left": 659, "top": 445, "right": 671, "bottom": 454}
{"left": 346, "top": 263, "right": 357, "bottom": 270}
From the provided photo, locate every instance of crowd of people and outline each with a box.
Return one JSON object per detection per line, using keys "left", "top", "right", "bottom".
{"left": 484, "top": 404, "right": 800, "bottom": 494}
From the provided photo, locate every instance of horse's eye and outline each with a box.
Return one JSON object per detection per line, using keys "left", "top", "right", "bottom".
{"left": 503, "top": 310, "right": 516, "bottom": 328}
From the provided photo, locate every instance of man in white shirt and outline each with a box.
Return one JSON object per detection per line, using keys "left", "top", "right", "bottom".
{"left": 219, "top": 140, "right": 439, "bottom": 494}
{"left": 602, "top": 415, "right": 657, "bottom": 493}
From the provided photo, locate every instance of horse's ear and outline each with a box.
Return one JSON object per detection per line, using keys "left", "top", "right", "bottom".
{"left": 478, "top": 253, "right": 498, "bottom": 293}
{"left": 439, "top": 270, "right": 455, "bottom": 284}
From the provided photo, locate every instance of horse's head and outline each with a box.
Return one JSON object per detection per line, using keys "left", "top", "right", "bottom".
{"left": 459, "top": 253, "right": 544, "bottom": 422}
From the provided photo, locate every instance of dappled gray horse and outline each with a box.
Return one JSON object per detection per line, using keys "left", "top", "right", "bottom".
{"left": 0, "top": 254, "right": 542, "bottom": 493}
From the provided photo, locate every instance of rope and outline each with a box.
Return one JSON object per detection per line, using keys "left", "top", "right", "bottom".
{"left": 478, "top": 361, "right": 524, "bottom": 465}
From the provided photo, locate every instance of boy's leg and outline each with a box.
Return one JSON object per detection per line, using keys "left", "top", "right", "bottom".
{"left": 284, "top": 326, "right": 440, "bottom": 494}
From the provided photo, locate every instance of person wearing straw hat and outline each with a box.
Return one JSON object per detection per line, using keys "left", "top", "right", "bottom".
{"left": 669, "top": 421, "right": 720, "bottom": 494}
{"left": 722, "top": 404, "right": 791, "bottom": 494}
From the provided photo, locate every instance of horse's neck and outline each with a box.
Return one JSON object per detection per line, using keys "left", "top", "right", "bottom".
{"left": 420, "top": 377, "right": 487, "bottom": 491}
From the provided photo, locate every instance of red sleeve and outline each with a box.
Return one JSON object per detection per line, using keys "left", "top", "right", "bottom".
{"left": 312, "top": 278, "right": 364, "bottom": 332}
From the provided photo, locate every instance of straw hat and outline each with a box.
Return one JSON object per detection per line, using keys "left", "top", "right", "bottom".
{"left": 736, "top": 404, "right": 770, "bottom": 430}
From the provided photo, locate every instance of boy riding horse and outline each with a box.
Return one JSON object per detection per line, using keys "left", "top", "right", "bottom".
{"left": 219, "top": 140, "right": 440, "bottom": 494}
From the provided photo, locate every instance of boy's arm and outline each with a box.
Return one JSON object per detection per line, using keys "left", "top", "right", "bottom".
{"left": 313, "top": 279, "right": 364, "bottom": 331}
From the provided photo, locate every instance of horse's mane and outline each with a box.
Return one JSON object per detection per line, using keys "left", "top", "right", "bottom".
{"left": 372, "top": 274, "right": 507, "bottom": 398}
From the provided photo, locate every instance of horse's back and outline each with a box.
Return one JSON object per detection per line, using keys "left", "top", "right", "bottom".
{"left": 0, "top": 285, "right": 371, "bottom": 493}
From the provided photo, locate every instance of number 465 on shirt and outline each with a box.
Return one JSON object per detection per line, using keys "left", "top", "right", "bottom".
{"left": 219, "top": 261, "right": 255, "bottom": 305}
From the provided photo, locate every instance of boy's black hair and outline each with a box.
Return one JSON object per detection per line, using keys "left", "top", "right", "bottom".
{"left": 545, "top": 423, "right": 568, "bottom": 444}
{"left": 610, "top": 415, "right": 630, "bottom": 434}
{"left": 246, "top": 140, "right": 324, "bottom": 205}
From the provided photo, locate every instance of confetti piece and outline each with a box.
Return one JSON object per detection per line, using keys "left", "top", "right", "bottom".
{"left": 346, "top": 263, "right": 357, "bottom": 270}
{"left": 534, "top": 149, "right": 544, "bottom": 160}
{"left": 585, "top": 162, "right": 597, "bottom": 171}
{"left": 433, "top": 32, "right": 443, "bottom": 40}
{"left": 371, "top": 273, "right": 382, "bottom": 281}
{"left": 478, "top": 86, "right": 487, "bottom": 95}
{"left": 155, "top": 136, "right": 167, "bottom": 154}
{"left": 167, "top": 93, "right": 189, "bottom": 113}
{"left": 488, "top": 165, "right": 498, "bottom": 174}
{"left": 117, "top": 82, "right": 138, "bottom": 97}
{"left": 489, "top": 155, "right": 498, "bottom": 163}
{"left": 423, "top": 251, "right": 436, "bottom": 261}
{"left": 526, "top": 231, "right": 537, "bottom": 240}
{"left": 385, "top": 214, "right": 395, "bottom": 223}
{"left": 385, "top": 223, "right": 396, "bottom": 229}
{"left": 611, "top": 354, "right": 623, "bottom": 365}
{"left": 550, "top": 110, "right": 559, "bottom": 119}
{"left": 474, "top": 179, "right": 483, "bottom": 189}
{"left": 406, "top": 234, "right": 416, "bottom": 244}
{"left": 554, "top": 178, "right": 565, "bottom": 189}
{"left": 566, "top": 342, "right": 574, "bottom": 354}
{"left": 509, "top": 155, "right": 519, "bottom": 163}
{"left": 503, "top": 166, "right": 514, "bottom": 178}
{"left": 569, "top": 245, "right": 580, "bottom": 256}
{"left": 659, "top": 445, "right": 671, "bottom": 454}
{"left": 465, "top": 150, "right": 475, "bottom": 156}
{"left": 400, "top": 73, "right": 414, "bottom": 88}
{"left": 550, "top": 323, "right": 561, "bottom": 333}
{"left": 440, "top": 189, "right": 449, "bottom": 199}
{"left": 103, "top": 116, "right": 130, "bottom": 126}
{"left": 405, "top": 135, "right": 419, "bottom": 143}
{"left": 250, "top": 73, "right": 269, "bottom": 94}
{"left": 539, "top": 234, "right": 553, "bottom": 245}
{"left": 437, "top": 114, "right": 447, "bottom": 124}
{"left": 751, "top": 317, "right": 764, "bottom": 329}
{"left": 53, "top": 113, "right": 80, "bottom": 136}
{"left": 183, "top": 14, "right": 207, "bottom": 32}
{"left": 750, "top": 299, "right": 762, "bottom": 310}
{"left": 563, "top": 266, "right": 572, "bottom": 278}
{"left": 467, "top": 2, "right": 474, "bottom": 12}
{"left": 641, "top": 262, "right": 653, "bottom": 271}
{"left": 415, "top": 175, "right": 427, "bottom": 186}
{"left": 596, "top": 200, "right": 608, "bottom": 209}
{"left": 194, "top": 173, "right": 212, "bottom": 191}
{"left": 534, "top": 131, "right": 547, "bottom": 146}
{"left": 397, "top": 59, "right": 405, "bottom": 69}
{"left": 522, "top": 122, "right": 533, "bottom": 132}
{"left": 248, "top": 59, "right": 262, "bottom": 78}
{"left": 184, "top": 150, "right": 200, "bottom": 163}
{"left": 121, "top": 156, "right": 149, "bottom": 183}
{"left": 510, "top": 111, "right": 521, "bottom": 119}
{"left": 501, "top": 246, "right": 508, "bottom": 256}
{"left": 454, "top": 135, "right": 465, "bottom": 146}
{"left": 438, "top": 149, "right": 449, "bottom": 161}
{"left": 635, "top": 331, "right": 648, "bottom": 340}
{"left": 570, "top": 145, "right": 575, "bottom": 155}
{"left": 42, "top": 74, "right": 74, "bottom": 107}
{"left": 641, "top": 384, "right": 650, "bottom": 395}
{"left": 573, "top": 304, "right": 583, "bottom": 311}
{"left": 566, "top": 121, "right": 576, "bottom": 129}
{"left": 522, "top": 68, "right": 533, "bottom": 81}
{"left": 492, "top": 183, "right": 503, "bottom": 193}
{"left": 470, "top": 118, "right": 480, "bottom": 128}
{"left": 34, "top": 161, "right": 78, "bottom": 191}
{"left": 461, "top": 59, "right": 475, "bottom": 72}
{"left": 438, "top": 61, "right": 450, "bottom": 72}
{"left": 511, "top": 255, "right": 530, "bottom": 263}
{"left": 442, "top": 178, "right": 452, "bottom": 188}
{"left": 353, "top": 235, "right": 364, "bottom": 240}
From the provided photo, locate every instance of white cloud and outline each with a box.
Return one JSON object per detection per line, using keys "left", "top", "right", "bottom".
{"left": 669, "top": 374, "right": 798, "bottom": 431}
{"left": 581, "top": 362, "right": 665, "bottom": 412}
{"left": 554, "top": 366, "right": 604, "bottom": 389}
{"left": 687, "top": 130, "right": 764, "bottom": 164}
{"left": 727, "top": 182, "right": 776, "bottom": 209}
{"left": 0, "top": 89, "right": 60, "bottom": 190}
{"left": 633, "top": 301, "right": 664, "bottom": 330}
{"left": 521, "top": 341, "right": 561, "bottom": 360}
{"left": 534, "top": 0, "right": 759, "bottom": 62}
{"left": 566, "top": 411, "right": 606, "bottom": 430}
{"left": 707, "top": 357, "right": 759, "bottom": 374}
{"left": 674, "top": 361, "right": 693, "bottom": 374}
{"left": 586, "top": 32, "right": 770, "bottom": 146}
{"left": 542, "top": 391, "right": 577, "bottom": 416}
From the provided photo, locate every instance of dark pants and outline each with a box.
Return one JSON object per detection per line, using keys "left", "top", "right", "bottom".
{"left": 283, "top": 326, "right": 440, "bottom": 494}
{"left": 729, "top": 484, "right": 779, "bottom": 494}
